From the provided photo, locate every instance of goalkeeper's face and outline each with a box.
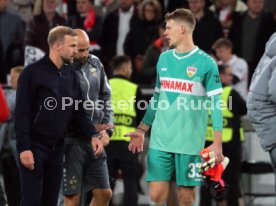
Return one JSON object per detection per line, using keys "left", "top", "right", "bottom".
{"left": 74, "top": 39, "right": 90, "bottom": 63}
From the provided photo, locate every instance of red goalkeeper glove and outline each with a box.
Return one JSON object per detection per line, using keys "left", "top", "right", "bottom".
{"left": 199, "top": 148, "right": 230, "bottom": 200}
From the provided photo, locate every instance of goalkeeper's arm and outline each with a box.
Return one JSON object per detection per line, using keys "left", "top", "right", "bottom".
{"left": 138, "top": 91, "right": 160, "bottom": 133}
{"left": 207, "top": 94, "right": 223, "bottom": 161}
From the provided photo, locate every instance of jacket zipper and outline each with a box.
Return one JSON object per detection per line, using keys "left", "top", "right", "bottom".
{"left": 33, "top": 105, "right": 42, "bottom": 127}
{"left": 82, "top": 70, "right": 94, "bottom": 120}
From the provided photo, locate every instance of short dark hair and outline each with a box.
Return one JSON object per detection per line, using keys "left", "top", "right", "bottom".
{"left": 111, "top": 55, "right": 131, "bottom": 71}
{"left": 212, "top": 38, "right": 233, "bottom": 50}
{"left": 47, "top": 26, "right": 77, "bottom": 48}
{"left": 165, "top": 8, "right": 196, "bottom": 31}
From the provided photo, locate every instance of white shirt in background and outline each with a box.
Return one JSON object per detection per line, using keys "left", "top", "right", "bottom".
{"left": 116, "top": 6, "right": 134, "bottom": 56}
{"left": 220, "top": 55, "right": 248, "bottom": 99}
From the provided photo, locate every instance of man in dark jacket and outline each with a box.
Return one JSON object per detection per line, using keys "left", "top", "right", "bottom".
{"left": 15, "top": 26, "right": 107, "bottom": 206}
{"left": 0, "top": 0, "right": 25, "bottom": 83}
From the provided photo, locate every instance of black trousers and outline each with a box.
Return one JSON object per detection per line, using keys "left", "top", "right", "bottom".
{"left": 18, "top": 143, "right": 64, "bottom": 206}
{"left": 200, "top": 141, "right": 242, "bottom": 206}
{"left": 105, "top": 141, "right": 139, "bottom": 206}
{"left": 1, "top": 152, "right": 21, "bottom": 206}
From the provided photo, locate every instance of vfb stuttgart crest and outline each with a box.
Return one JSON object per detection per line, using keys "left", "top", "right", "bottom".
{"left": 187, "top": 66, "right": 197, "bottom": 78}
{"left": 89, "top": 67, "right": 97, "bottom": 77}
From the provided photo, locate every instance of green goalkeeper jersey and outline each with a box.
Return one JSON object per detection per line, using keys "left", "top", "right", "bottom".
{"left": 143, "top": 47, "right": 223, "bottom": 155}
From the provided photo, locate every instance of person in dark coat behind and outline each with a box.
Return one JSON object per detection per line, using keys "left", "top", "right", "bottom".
{"left": 24, "top": 0, "right": 65, "bottom": 54}
{"left": 124, "top": 0, "right": 162, "bottom": 84}
{"left": 188, "top": 0, "right": 223, "bottom": 53}
{"left": 228, "top": 0, "right": 276, "bottom": 83}
{"left": 99, "top": 0, "right": 138, "bottom": 77}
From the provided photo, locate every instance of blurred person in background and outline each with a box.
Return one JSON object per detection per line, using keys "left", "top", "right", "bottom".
{"left": 0, "top": 82, "right": 9, "bottom": 206}
{"left": 107, "top": 55, "right": 144, "bottom": 206}
{"left": 7, "top": 0, "right": 34, "bottom": 24}
{"left": 0, "top": 66, "right": 23, "bottom": 206}
{"left": 157, "top": 0, "right": 188, "bottom": 14}
{"left": 24, "top": 0, "right": 65, "bottom": 65}
{"left": 0, "top": 0, "right": 25, "bottom": 83}
{"left": 209, "top": 0, "right": 247, "bottom": 36}
{"left": 142, "top": 22, "right": 168, "bottom": 86}
{"left": 188, "top": 0, "right": 223, "bottom": 53}
{"left": 0, "top": 84, "right": 9, "bottom": 123}
{"left": 67, "top": 0, "right": 103, "bottom": 56}
{"left": 124, "top": 0, "right": 162, "bottom": 84}
{"left": 264, "top": 1, "right": 276, "bottom": 22}
{"left": 100, "top": 0, "right": 138, "bottom": 77}
{"left": 212, "top": 37, "right": 248, "bottom": 99}
{"left": 229, "top": 0, "right": 275, "bottom": 84}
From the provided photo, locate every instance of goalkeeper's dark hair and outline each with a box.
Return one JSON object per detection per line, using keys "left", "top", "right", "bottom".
{"left": 165, "top": 8, "right": 196, "bottom": 32}
{"left": 111, "top": 55, "right": 131, "bottom": 71}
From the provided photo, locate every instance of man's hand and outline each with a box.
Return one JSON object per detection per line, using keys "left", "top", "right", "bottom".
{"left": 125, "top": 129, "right": 145, "bottom": 154}
{"left": 199, "top": 148, "right": 229, "bottom": 181}
{"left": 91, "top": 136, "right": 104, "bottom": 155}
{"left": 100, "top": 130, "right": 110, "bottom": 146}
{"left": 207, "top": 143, "right": 223, "bottom": 164}
{"left": 199, "top": 150, "right": 216, "bottom": 174}
{"left": 20, "top": 150, "right": 35, "bottom": 170}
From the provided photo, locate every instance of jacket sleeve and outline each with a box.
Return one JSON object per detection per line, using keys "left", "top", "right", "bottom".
{"left": 98, "top": 62, "right": 113, "bottom": 124}
{"left": 0, "top": 85, "right": 10, "bottom": 123}
{"left": 73, "top": 76, "right": 98, "bottom": 139}
{"left": 14, "top": 69, "right": 32, "bottom": 153}
{"left": 269, "top": 61, "right": 276, "bottom": 103}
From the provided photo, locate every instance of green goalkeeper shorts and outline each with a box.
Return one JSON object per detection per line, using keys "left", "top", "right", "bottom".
{"left": 146, "top": 148, "right": 203, "bottom": 186}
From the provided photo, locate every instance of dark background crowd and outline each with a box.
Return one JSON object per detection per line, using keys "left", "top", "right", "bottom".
{"left": 1, "top": 0, "right": 276, "bottom": 86}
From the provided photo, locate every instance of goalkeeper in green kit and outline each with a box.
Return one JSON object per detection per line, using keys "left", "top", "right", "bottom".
{"left": 126, "top": 8, "right": 224, "bottom": 206}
